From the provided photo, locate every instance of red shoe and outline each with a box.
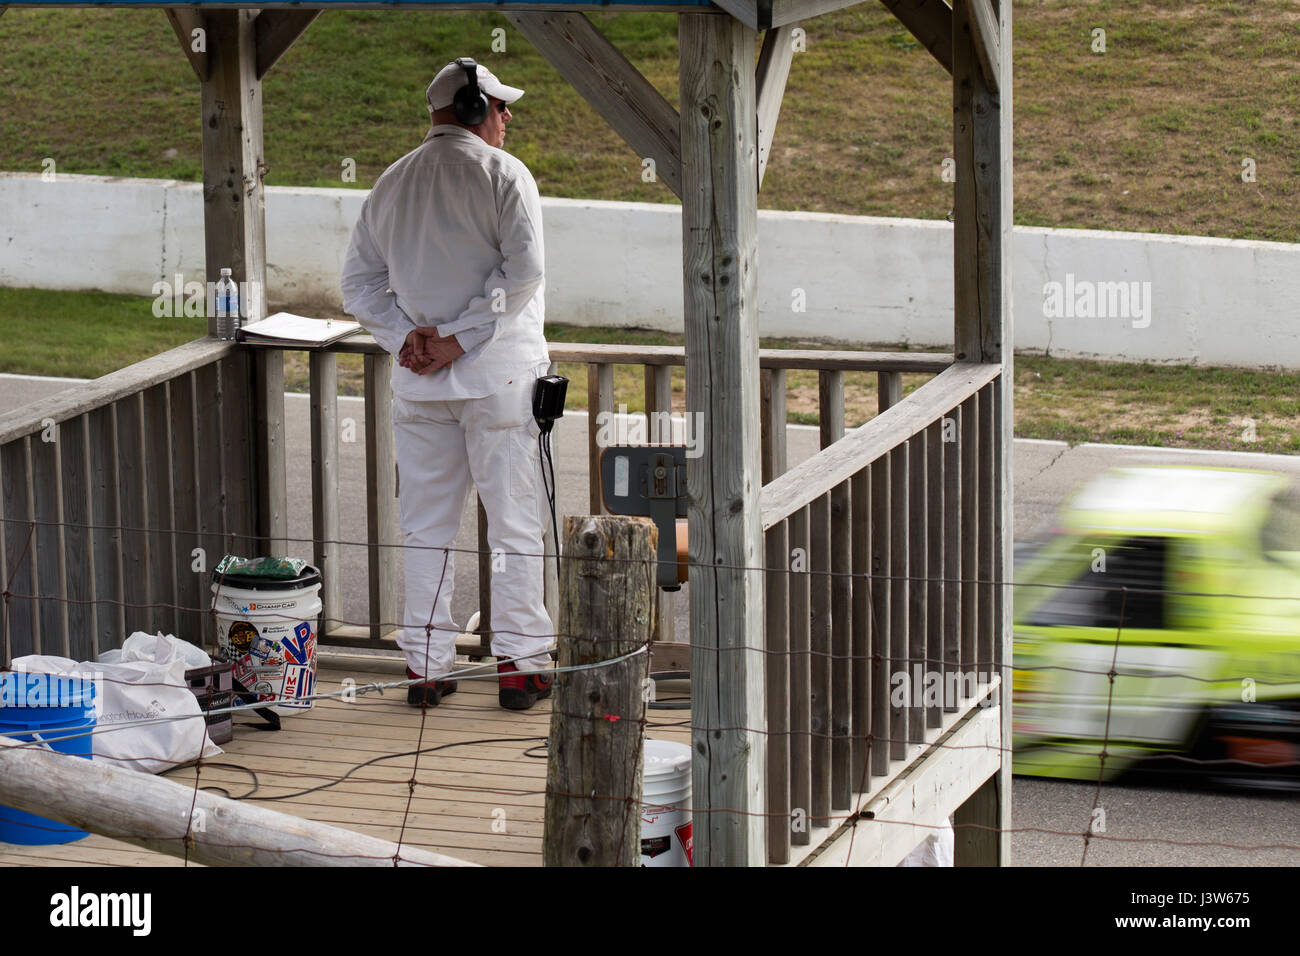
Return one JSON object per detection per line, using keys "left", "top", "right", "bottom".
{"left": 407, "top": 668, "right": 458, "bottom": 708}
{"left": 498, "top": 661, "right": 553, "bottom": 711}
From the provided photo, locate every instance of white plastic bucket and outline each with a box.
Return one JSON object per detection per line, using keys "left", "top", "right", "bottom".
{"left": 641, "top": 739, "right": 692, "bottom": 867}
{"left": 210, "top": 565, "right": 322, "bottom": 715}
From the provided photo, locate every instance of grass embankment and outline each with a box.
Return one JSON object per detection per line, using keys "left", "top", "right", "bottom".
{"left": 2, "top": 3, "right": 1298, "bottom": 240}
{"left": 4, "top": 287, "right": 1296, "bottom": 454}
{"left": 3, "top": 5, "right": 1298, "bottom": 451}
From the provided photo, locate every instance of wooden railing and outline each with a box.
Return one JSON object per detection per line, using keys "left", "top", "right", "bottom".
{"left": 758, "top": 361, "right": 1005, "bottom": 864}
{"left": 0, "top": 339, "right": 259, "bottom": 663}
{"left": 565, "top": 343, "right": 951, "bottom": 653}
{"left": 0, "top": 334, "right": 1003, "bottom": 866}
{"left": 0, "top": 335, "right": 951, "bottom": 666}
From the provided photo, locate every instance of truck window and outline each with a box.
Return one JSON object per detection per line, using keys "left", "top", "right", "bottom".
{"left": 1261, "top": 488, "right": 1300, "bottom": 557}
{"left": 1026, "top": 537, "right": 1168, "bottom": 631}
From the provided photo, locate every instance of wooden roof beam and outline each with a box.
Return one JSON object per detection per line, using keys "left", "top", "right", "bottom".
{"left": 764, "top": 0, "right": 870, "bottom": 28}
{"left": 506, "top": 11, "right": 682, "bottom": 198}
{"left": 710, "top": 0, "right": 758, "bottom": 27}
{"left": 254, "top": 9, "right": 321, "bottom": 79}
{"left": 963, "top": 0, "right": 999, "bottom": 93}
{"left": 756, "top": 23, "right": 798, "bottom": 189}
{"left": 879, "top": 0, "right": 953, "bottom": 75}
{"left": 715, "top": 0, "right": 872, "bottom": 28}
{"left": 165, "top": 7, "right": 209, "bottom": 82}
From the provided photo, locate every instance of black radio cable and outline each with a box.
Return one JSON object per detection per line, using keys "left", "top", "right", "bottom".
{"left": 538, "top": 426, "right": 561, "bottom": 585}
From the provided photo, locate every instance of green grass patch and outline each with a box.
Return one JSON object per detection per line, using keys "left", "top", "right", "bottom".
{"left": 6, "top": 288, "right": 1300, "bottom": 456}
{"left": 2, "top": 4, "right": 1299, "bottom": 240}
{"left": 0, "top": 287, "right": 206, "bottom": 378}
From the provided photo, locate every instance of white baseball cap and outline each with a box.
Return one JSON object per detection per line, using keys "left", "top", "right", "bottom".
{"left": 425, "top": 60, "right": 525, "bottom": 113}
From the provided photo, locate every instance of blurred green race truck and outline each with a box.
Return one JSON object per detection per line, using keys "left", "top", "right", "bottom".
{"left": 1013, "top": 467, "right": 1300, "bottom": 787}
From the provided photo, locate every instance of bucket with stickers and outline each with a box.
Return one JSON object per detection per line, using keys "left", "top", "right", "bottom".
{"left": 210, "top": 556, "right": 322, "bottom": 716}
{"left": 641, "top": 738, "right": 692, "bottom": 867}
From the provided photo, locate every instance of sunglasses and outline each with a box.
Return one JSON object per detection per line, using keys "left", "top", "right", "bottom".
{"left": 494, "top": 101, "right": 509, "bottom": 114}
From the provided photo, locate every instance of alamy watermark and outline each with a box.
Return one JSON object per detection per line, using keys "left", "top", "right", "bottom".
{"left": 1, "top": 671, "right": 101, "bottom": 715}
{"left": 1042, "top": 273, "right": 1151, "bottom": 329}
{"left": 594, "top": 403, "right": 705, "bottom": 459}
{"left": 890, "top": 665, "right": 1000, "bottom": 709}
{"left": 151, "top": 273, "right": 264, "bottom": 320}
{"left": 49, "top": 886, "right": 151, "bottom": 936}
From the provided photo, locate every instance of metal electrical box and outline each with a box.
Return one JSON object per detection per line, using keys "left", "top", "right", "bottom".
{"left": 599, "top": 445, "right": 688, "bottom": 589}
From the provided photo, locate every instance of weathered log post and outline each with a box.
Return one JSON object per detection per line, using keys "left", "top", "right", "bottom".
{"left": 0, "top": 736, "right": 475, "bottom": 867}
{"left": 543, "top": 515, "right": 656, "bottom": 867}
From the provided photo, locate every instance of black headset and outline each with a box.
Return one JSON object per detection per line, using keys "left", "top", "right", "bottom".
{"left": 452, "top": 57, "right": 490, "bottom": 126}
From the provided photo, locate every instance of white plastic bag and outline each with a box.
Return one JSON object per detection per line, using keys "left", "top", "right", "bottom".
{"left": 898, "top": 817, "right": 955, "bottom": 867}
{"left": 11, "top": 635, "right": 222, "bottom": 774}
{"left": 99, "top": 630, "right": 211, "bottom": 670}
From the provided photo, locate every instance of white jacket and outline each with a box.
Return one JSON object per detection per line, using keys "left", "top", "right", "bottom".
{"left": 341, "top": 124, "right": 549, "bottom": 400}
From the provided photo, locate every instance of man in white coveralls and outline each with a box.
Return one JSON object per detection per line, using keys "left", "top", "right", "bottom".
{"left": 341, "top": 58, "right": 554, "bottom": 711}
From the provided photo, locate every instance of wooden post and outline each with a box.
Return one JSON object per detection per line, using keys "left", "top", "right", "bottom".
{"left": 679, "top": 11, "right": 766, "bottom": 867}
{"left": 544, "top": 515, "right": 655, "bottom": 867}
{"left": 952, "top": 0, "right": 1013, "bottom": 865}
{"left": 0, "top": 736, "right": 474, "bottom": 867}
{"left": 200, "top": 10, "right": 268, "bottom": 334}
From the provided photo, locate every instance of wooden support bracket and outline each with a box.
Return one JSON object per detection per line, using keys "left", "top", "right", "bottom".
{"left": 963, "top": 0, "right": 1000, "bottom": 93}
{"left": 506, "top": 12, "right": 682, "bottom": 198}
{"left": 879, "top": 0, "right": 954, "bottom": 74}
{"left": 756, "top": 23, "right": 798, "bottom": 189}
{"left": 165, "top": 7, "right": 209, "bottom": 82}
{"left": 253, "top": 9, "right": 321, "bottom": 80}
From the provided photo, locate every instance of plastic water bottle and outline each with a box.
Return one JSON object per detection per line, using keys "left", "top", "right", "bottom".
{"left": 215, "top": 268, "right": 240, "bottom": 340}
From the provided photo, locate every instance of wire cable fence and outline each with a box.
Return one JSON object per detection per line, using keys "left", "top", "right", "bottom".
{"left": 1, "top": 516, "right": 1298, "bottom": 867}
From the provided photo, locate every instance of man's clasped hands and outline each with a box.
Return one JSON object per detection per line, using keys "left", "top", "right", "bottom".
{"left": 399, "top": 326, "right": 466, "bottom": 375}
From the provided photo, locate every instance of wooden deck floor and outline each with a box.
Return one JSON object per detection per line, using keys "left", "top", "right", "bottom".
{"left": 0, "top": 651, "right": 690, "bottom": 868}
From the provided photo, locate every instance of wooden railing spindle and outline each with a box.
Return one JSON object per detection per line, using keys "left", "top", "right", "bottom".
{"left": 960, "top": 393, "right": 979, "bottom": 696}
{"left": 788, "top": 504, "right": 812, "bottom": 845}
{"left": 309, "top": 351, "right": 342, "bottom": 633}
{"left": 926, "top": 420, "right": 944, "bottom": 728}
{"left": 869, "top": 452, "right": 891, "bottom": 777}
{"left": 906, "top": 431, "right": 926, "bottom": 744}
{"left": 31, "top": 426, "right": 67, "bottom": 655}
{"left": 764, "top": 519, "right": 790, "bottom": 863}
{"left": 364, "top": 354, "right": 400, "bottom": 642}
{"left": 849, "top": 465, "right": 871, "bottom": 793}
{"left": 943, "top": 404, "right": 962, "bottom": 713}
{"left": 809, "top": 491, "right": 832, "bottom": 828}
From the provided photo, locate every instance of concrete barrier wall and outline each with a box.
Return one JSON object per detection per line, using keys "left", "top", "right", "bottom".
{"left": 3, "top": 172, "right": 1298, "bottom": 367}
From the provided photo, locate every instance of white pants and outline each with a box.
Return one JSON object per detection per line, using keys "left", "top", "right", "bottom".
{"left": 393, "top": 365, "right": 553, "bottom": 678}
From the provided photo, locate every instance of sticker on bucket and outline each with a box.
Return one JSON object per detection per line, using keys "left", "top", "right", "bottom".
{"left": 641, "top": 739, "right": 692, "bottom": 867}
{"left": 212, "top": 564, "right": 322, "bottom": 716}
